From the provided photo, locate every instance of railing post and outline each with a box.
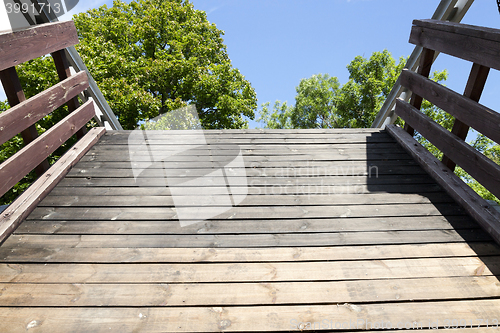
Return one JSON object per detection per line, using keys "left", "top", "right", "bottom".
{"left": 442, "top": 63, "right": 490, "bottom": 171}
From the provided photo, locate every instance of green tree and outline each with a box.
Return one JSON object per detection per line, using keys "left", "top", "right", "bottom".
{"left": 73, "top": 0, "right": 256, "bottom": 129}
{"left": 259, "top": 50, "right": 407, "bottom": 129}
{"left": 1, "top": 0, "right": 256, "bottom": 205}
{"left": 258, "top": 50, "right": 499, "bottom": 203}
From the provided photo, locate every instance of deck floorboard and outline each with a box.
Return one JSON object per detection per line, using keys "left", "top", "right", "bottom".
{"left": 1, "top": 129, "right": 499, "bottom": 332}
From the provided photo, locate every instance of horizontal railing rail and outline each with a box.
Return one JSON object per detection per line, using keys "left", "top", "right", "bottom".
{"left": 387, "top": 19, "right": 500, "bottom": 245}
{"left": 0, "top": 21, "right": 106, "bottom": 243}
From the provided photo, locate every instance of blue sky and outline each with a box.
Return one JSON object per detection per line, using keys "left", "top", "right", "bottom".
{"left": 2, "top": 0, "right": 500, "bottom": 131}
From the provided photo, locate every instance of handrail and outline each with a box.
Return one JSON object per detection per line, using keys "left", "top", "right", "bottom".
{"left": 31, "top": 0, "right": 123, "bottom": 130}
{"left": 371, "top": 0, "right": 474, "bottom": 128}
{"left": 0, "top": 21, "right": 106, "bottom": 244}
{"left": 387, "top": 19, "right": 500, "bottom": 245}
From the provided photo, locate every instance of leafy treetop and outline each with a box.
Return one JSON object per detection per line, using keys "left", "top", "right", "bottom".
{"left": 73, "top": 0, "right": 257, "bottom": 129}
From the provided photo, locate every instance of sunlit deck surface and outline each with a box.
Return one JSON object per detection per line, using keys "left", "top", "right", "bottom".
{"left": 0, "top": 129, "right": 499, "bottom": 332}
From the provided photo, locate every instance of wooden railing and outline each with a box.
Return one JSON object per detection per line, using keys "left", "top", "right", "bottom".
{"left": 386, "top": 19, "right": 500, "bottom": 244}
{"left": 0, "top": 21, "right": 106, "bottom": 243}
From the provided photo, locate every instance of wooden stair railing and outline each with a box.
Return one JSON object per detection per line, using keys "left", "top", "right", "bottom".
{"left": 387, "top": 19, "right": 500, "bottom": 244}
{"left": 0, "top": 21, "right": 106, "bottom": 244}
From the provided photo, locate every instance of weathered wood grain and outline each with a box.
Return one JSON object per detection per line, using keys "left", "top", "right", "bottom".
{"left": 1, "top": 301, "right": 500, "bottom": 332}
{"left": 4, "top": 229, "right": 487, "bottom": 248}
{"left": 26, "top": 203, "right": 465, "bottom": 221}
{"left": 67, "top": 164, "right": 426, "bottom": 178}
{"left": 395, "top": 99, "right": 500, "bottom": 199}
{"left": 0, "top": 66, "right": 51, "bottom": 175}
{"left": 443, "top": 63, "right": 490, "bottom": 170}
{"left": 0, "top": 276, "right": 498, "bottom": 307}
{"left": 414, "top": 19, "right": 500, "bottom": 43}
{"left": 37, "top": 192, "right": 455, "bottom": 207}
{"left": 51, "top": 49, "right": 86, "bottom": 139}
{"left": 2, "top": 242, "right": 498, "bottom": 263}
{"left": 14, "top": 215, "right": 475, "bottom": 235}
{"left": 0, "top": 21, "right": 79, "bottom": 71}
{"left": 386, "top": 124, "right": 500, "bottom": 245}
{"left": 411, "top": 19, "right": 500, "bottom": 70}
{"left": 404, "top": 47, "right": 435, "bottom": 135}
{"left": 400, "top": 69, "right": 500, "bottom": 145}
{"left": 0, "top": 71, "right": 89, "bottom": 145}
{"left": 82, "top": 151, "right": 412, "bottom": 162}
{"left": 54, "top": 174, "right": 436, "bottom": 188}
{"left": 0, "top": 256, "right": 497, "bottom": 283}
{"left": 0, "top": 128, "right": 106, "bottom": 245}
{"left": 47, "top": 183, "right": 446, "bottom": 195}
{"left": 0, "top": 100, "right": 95, "bottom": 198}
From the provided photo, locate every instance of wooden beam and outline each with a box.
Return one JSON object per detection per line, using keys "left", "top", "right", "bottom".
{"left": 402, "top": 48, "right": 435, "bottom": 136}
{"left": 0, "top": 66, "right": 50, "bottom": 175}
{"left": 0, "top": 100, "right": 95, "bottom": 198}
{"left": 399, "top": 69, "right": 500, "bottom": 145}
{"left": 442, "top": 63, "right": 490, "bottom": 170}
{"left": 0, "top": 71, "right": 89, "bottom": 146}
{"left": 1, "top": 300, "right": 500, "bottom": 332}
{"left": 51, "top": 50, "right": 86, "bottom": 139}
{"left": 0, "top": 127, "right": 105, "bottom": 245}
{"left": 0, "top": 276, "right": 498, "bottom": 307}
{"left": 395, "top": 99, "right": 500, "bottom": 199}
{"left": 2, "top": 243, "right": 498, "bottom": 263}
{"left": 413, "top": 19, "right": 500, "bottom": 43}
{"left": 386, "top": 124, "right": 500, "bottom": 245}
{"left": 0, "top": 21, "right": 79, "bottom": 72}
{"left": 410, "top": 19, "right": 500, "bottom": 71}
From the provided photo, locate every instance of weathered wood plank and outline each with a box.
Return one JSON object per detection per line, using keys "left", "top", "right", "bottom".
{"left": 400, "top": 69, "right": 500, "bottom": 145}
{"left": 0, "top": 276, "right": 498, "bottom": 307}
{"left": 413, "top": 19, "right": 500, "bottom": 43}
{"left": 4, "top": 229, "right": 488, "bottom": 248}
{"left": 410, "top": 19, "right": 500, "bottom": 70}
{"left": 82, "top": 151, "right": 412, "bottom": 162}
{"left": 73, "top": 159, "right": 420, "bottom": 169}
{"left": 67, "top": 164, "right": 426, "bottom": 177}
{"left": 106, "top": 131, "right": 390, "bottom": 139}
{"left": 0, "top": 21, "right": 79, "bottom": 72}
{"left": 0, "top": 71, "right": 89, "bottom": 145}
{"left": 48, "top": 183, "right": 446, "bottom": 195}
{"left": 100, "top": 137, "right": 396, "bottom": 145}
{"left": 0, "top": 128, "right": 106, "bottom": 245}
{"left": 404, "top": 47, "right": 435, "bottom": 136}
{"left": 443, "top": 63, "right": 490, "bottom": 170}
{"left": 14, "top": 215, "right": 476, "bottom": 235}
{"left": 26, "top": 203, "right": 464, "bottom": 221}
{"left": 93, "top": 142, "right": 402, "bottom": 151}
{"left": 1, "top": 300, "right": 500, "bottom": 332}
{"left": 51, "top": 49, "right": 86, "bottom": 139}
{"left": 0, "top": 66, "right": 50, "bottom": 175}
{"left": 386, "top": 125, "right": 500, "bottom": 245}
{"left": 395, "top": 99, "right": 500, "bottom": 199}
{"left": 0, "top": 100, "right": 95, "bottom": 198}
{"left": 113, "top": 128, "right": 384, "bottom": 134}
{"left": 37, "top": 193, "right": 455, "bottom": 208}
{"left": 0, "top": 257, "right": 497, "bottom": 283}
{"left": 54, "top": 175, "right": 436, "bottom": 188}
{"left": 91, "top": 146, "right": 406, "bottom": 156}
{"left": 2, "top": 242, "right": 498, "bottom": 263}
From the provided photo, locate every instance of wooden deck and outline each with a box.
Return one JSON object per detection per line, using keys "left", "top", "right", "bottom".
{"left": 1, "top": 129, "right": 499, "bottom": 332}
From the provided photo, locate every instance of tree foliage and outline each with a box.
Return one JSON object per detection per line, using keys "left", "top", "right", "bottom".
{"left": 259, "top": 50, "right": 499, "bottom": 203}
{"left": 259, "top": 50, "right": 406, "bottom": 129}
{"left": 1, "top": 0, "right": 256, "bottom": 205}
{"left": 73, "top": 0, "right": 256, "bottom": 129}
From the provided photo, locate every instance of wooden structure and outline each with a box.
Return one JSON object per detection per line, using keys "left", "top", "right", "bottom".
{"left": 388, "top": 19, "right": 500, "bottom": 244}
{"left": 0, "top": 20, "right": 500, "bottom": 332}
{"left": 0, "top": 22, "right": 105, "bottom": 243}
